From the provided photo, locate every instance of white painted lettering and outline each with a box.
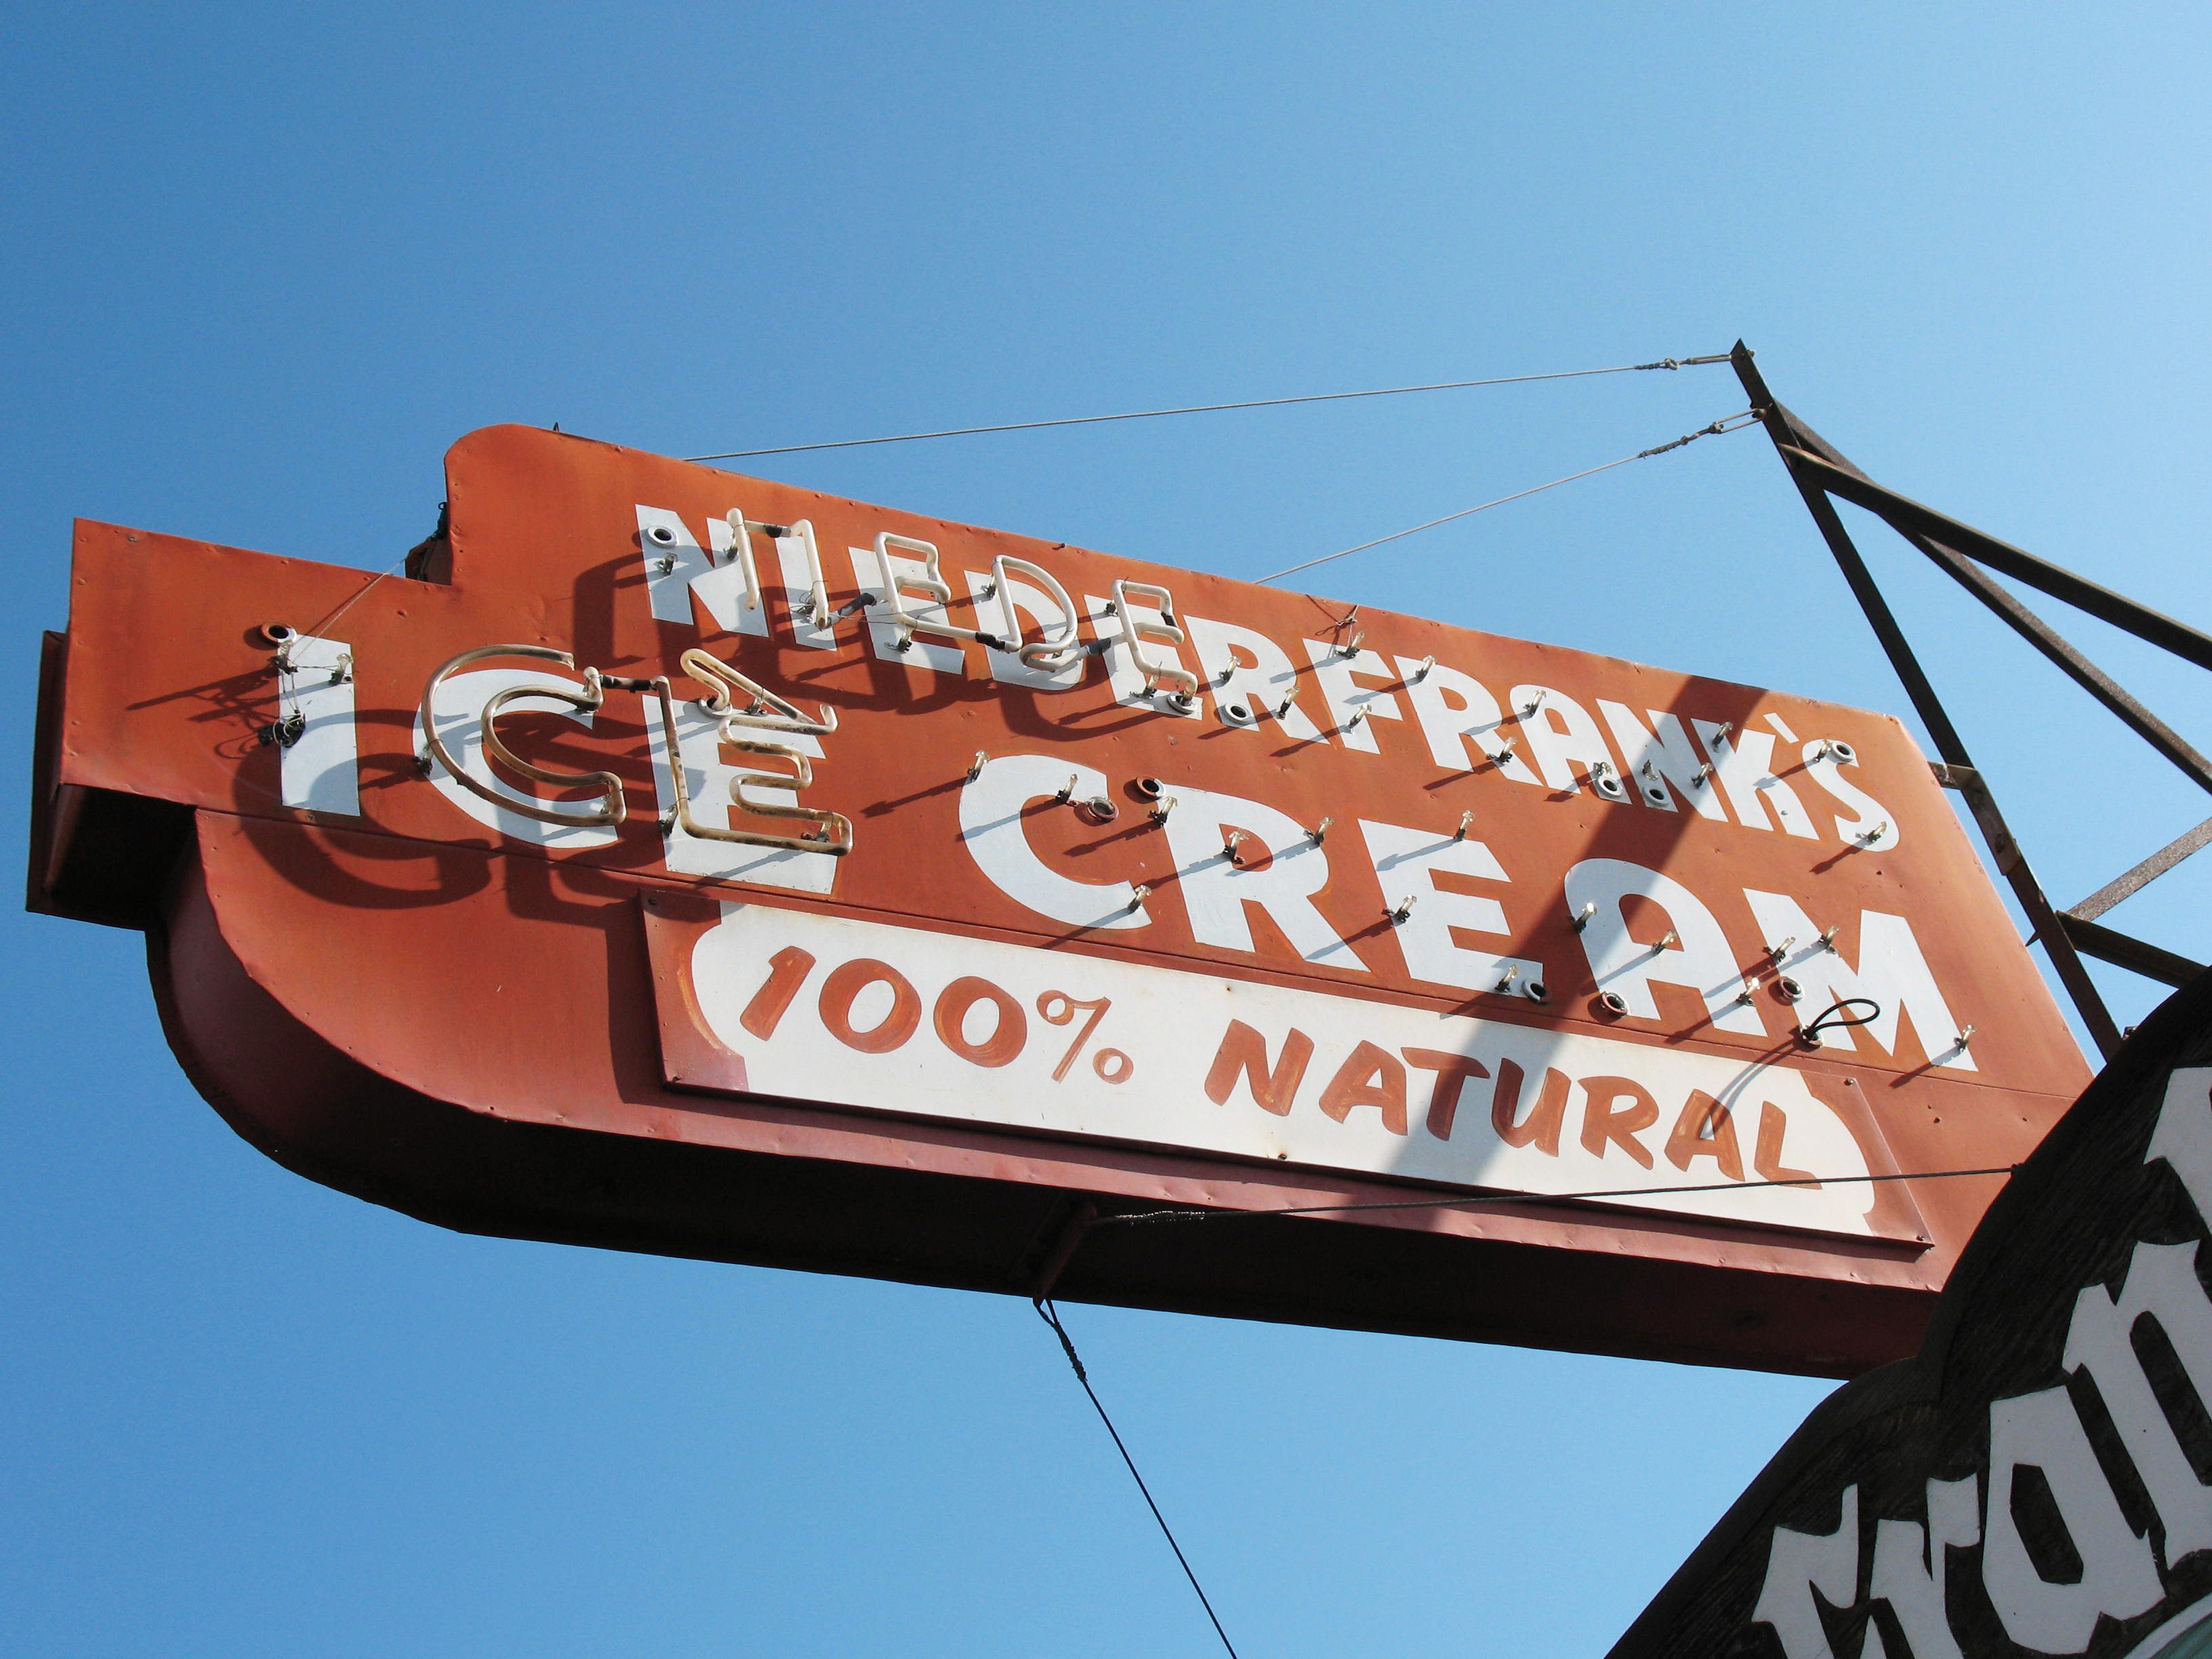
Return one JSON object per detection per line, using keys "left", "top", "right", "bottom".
{"left": 1395, "top": 658, "right": 1545, "bottom": 785}
{"left": 1360, "top": 819, "right": 1541, "bottom": 996}
{"left": 1566, "top": 859, "right": 1767, "bottom": 1034}
{"left": 956, "top": 754, "right": 1146, "bottom": 929}
{"left": 1742, "top": 894, "right": 1976, "bottom": 1071}
{"left": 1159, "top": 785, "right": 1366, "bottom": 970}
{"left": 1983, "top": 1385, "right": 2162, "bottom": 1653}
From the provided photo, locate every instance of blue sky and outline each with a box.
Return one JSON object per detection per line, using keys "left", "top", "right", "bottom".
{"left": 4, "top": 5, "right": 2209, "bottom": 1654}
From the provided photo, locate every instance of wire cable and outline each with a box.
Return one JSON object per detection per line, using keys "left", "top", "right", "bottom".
{"left": 681, "top": 353, "right": 1734, "bottom": 462}
{"left": 1033, "top": 1298, "right": 1241, "bottom": 1659}
{"left": 1257, "top": 409, "right": 1760, "bottom": 585}
{"left": 1094, "top": 1162, "right": 2019, "bottom": 1228}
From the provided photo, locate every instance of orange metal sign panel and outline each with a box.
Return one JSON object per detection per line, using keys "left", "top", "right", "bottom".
{"left": 28, "top": 424, "right": 2093, "bottom": 1374}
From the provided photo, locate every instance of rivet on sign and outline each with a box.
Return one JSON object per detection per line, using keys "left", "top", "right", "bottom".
{"left": 1596, "top": 990, "right": 1630, "bottom": 1017}
{"left": 1224, "top": 829, "right": 1248, "bottom": 863}
{"left": 1128, "top": 883, "right": 1151, "bottom": 912}
{"left": 1078, "top": 796, "right": 1119, "bottom": 825}
{"left": 1525, "top": 979, "right": 1549, "bottom": 1004}
{"left": 1410, "top": 655, "right": 1434, "bottom": 684}
{"left": 648, "top": 525, "right": 678, "bottom": 546}
{"left": 1570, "top": 901, "right": 1596, "bottom": 932}
{"left": 1168, "top": 690, "right": 1197, "bottom": 712}
{"left": 966, "top": 751, "right": 988, "bottom": 781}
{"left": 1308, "top": 816, "right": 1333, "bottom": 845}
{"left": 1454, "top": 810, "right": 1473, "bottom": 841}
{"left": 1390, "top": 895, "right": 1418, "bottom": 924}
{"left": 1055, "top": 773, "right": 1079, "bottom": 804}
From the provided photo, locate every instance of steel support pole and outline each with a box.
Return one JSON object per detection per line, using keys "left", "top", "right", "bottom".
{"left": 1730, "top": 344, "right": 2123, "bottom": 1057}
{"left": 1773, "top": 447, "right": 2212, "bottom": 672}
{"left": 1772, "top": 448, "right": 2212, "bottom": 796}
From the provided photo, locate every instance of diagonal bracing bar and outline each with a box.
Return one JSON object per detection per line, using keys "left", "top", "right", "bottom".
{"left": 1730, "top": 344, "right": 2134, "bottom": 1056}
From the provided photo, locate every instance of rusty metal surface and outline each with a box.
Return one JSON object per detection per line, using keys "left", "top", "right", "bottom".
{"left": 27, "top": 423, "right": 2095, "bottom": 1372}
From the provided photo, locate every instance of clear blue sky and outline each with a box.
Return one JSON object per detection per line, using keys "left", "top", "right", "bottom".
{"left": 5, "top": 7, "right": 2208, "bottom": 1655}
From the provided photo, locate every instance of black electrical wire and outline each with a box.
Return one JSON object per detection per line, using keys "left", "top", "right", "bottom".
{"left": 1094, "top": 1163, "right": 2020, "bottom": 1228}
{"left": 682, "top": 353, "right": 1733, "bottom": 462}
{"left": 1033, "top": 1298, "right": 1242, "bottom": 1659}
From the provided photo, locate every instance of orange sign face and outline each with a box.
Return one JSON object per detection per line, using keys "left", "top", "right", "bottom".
{"left": 28, "top": 425, "right": 2092, "bottom": 1373}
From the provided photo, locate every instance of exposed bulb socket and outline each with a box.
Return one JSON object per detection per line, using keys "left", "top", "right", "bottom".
{"left": 1389, "top": 895, "right": 1418, "bottom": 924}
{"left": 966, "top": 751, "right": 988, "bottom": 782}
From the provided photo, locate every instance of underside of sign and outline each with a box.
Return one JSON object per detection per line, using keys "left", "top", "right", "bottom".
{"left": 27, "top": 425, "right": 2093, "bottom": 1376}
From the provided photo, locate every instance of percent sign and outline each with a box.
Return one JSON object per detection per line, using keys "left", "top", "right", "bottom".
{"left": 1037, "top": 991, "right": 1134, "bottom": 1084}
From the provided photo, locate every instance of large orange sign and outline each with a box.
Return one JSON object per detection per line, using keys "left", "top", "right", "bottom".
{"left": 28, "top": 425, "right": 2091, "bottom": 1373}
